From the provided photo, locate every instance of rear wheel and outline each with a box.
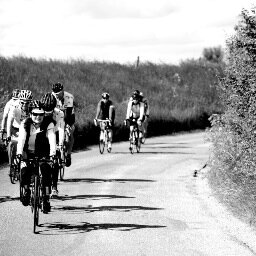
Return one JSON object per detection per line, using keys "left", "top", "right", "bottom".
{"left": 9, "top": 143, "right": 17, "bottom": 184}
{"left": 59, "top": 166, "right": 65, "bottom": 181}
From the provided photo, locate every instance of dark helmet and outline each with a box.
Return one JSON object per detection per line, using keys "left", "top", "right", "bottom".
{"left": 29, "top": 100, "right": 45, "bottom": 114}
{"left": 52, "top": 82, "right": 64, "bottom": 93}
{"left": 132, "top": 90, "right": 140, "bottom": 100}
{"left": 41, "top": 92, "right": 57, "bottom": 112}
{"left": 102, "top": 92, "right": 110, "bottom": 99}
{"left": 12, "top": 89, "right": 20, "bottom": 99}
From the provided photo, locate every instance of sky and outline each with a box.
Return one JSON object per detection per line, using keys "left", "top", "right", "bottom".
{"left": 0, "top": 0, "right": 255, "bottom": 65}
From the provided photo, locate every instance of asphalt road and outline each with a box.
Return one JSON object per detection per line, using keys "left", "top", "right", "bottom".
{"left": 0, "top": 132, "right": 255, "bottom": 256}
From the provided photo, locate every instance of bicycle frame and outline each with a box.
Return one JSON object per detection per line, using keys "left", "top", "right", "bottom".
{"left": 97, "top": 119, "right": 111, "bottom": 154}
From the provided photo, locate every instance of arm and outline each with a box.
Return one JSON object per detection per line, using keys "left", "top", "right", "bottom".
{"left": 126, "top": 100, "right": 132, "bottom": 120}
{"left": 95, "top": 100, "right": 102, "bottom": 119}
{"left": 46, "top": 123, "right": 56, "bottom": 156}
{"left": 1, "top": 101, "right": 11, "bottom": 130}
{"left": 6, "top": 108, "right": 15, "bottom": 137}
{"left": 56, "top": 111, "right": 65, "bottom": 146}
{"left": 139, "top": 102, "right": 145, "bottom": 121}
{"left": 16, "top": 121, "right": 27, "bottom": 155}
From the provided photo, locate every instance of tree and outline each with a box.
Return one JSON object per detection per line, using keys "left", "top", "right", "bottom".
{"left": 202, "top": 46, "right": 224, "bottom": 63}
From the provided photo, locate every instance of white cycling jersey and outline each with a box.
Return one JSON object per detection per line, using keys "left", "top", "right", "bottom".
{"left": 17, "top": 121, "right": 56, "bottom": 156}
{"left": 53, "top": 91, "right": 74, "bottom": 114}
{"left": 126, "top": 98, "right": 145, "bottom": 120}
{"left": 7, "top": 103, "right": 29, "bottom": 136}
{"left": 52, "top": 107, "right": 65, "bottom": 145}
{"left": 1, "top": 99, "right": 19, "bottom": 130}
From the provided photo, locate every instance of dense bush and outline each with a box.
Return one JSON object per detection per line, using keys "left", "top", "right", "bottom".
{"left": 0, "top": 51, "right": 223, "bottom": 155}
{"left": 208, "top": 7, "right": 256, "bottom": 223}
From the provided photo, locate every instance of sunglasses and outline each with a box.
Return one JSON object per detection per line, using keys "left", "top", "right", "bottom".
{"left": 32, "top": 112, "right": 44, "bottom": 117}
{"left": 20, "top": 101, "right": 29, "bottom": 105}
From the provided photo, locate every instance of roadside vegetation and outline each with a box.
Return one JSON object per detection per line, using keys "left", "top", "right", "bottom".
{"left": 207, "top": 7, "right": 256, "bottom": 226}
{"left": 0, "top": 44, "right": 223, "bottom": 162}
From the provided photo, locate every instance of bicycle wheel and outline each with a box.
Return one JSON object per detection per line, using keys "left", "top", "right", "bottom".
{"left": 129, "top": 131, "right": 136, "bottom": 154}
{"left": 136, "top": 135, "right": 141, "bottom": 153}
{"left": 33, "top": 175, "right": 40, "bottom": 233}
{"left": 59, "top": 165, "right": 65, "bottom": 181}
{"left": 9, "top": 143, "right": 16, "bottom": 184}
{"left": 106, "top": 131, "right": 111, "bottom": 153}
{"left": 99, "top": 131, "right": 105, "bottom": 154}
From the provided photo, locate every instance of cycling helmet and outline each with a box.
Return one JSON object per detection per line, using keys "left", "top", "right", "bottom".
{"left": 19, "top": 89, "right": 33, "bottom": 101}
{"left": 139, "top": 92, "right": 144, "bottom": 98}
{"left": 52, "top": 82, "right": 64, "bottom": 93}
{"left": 41, "top": 92, "right": 57, "bottom": 112}
{"left": 29, "top": 100, "right": 45, "bottom": 114}
{"left": 132, "top": 90, "right": 140, "bottom": 100}
{"left": 102, "top": 92, "right": 110, "bottom": 99}
{"left": 12, "top": 89, "right": 20, "bottom": 99}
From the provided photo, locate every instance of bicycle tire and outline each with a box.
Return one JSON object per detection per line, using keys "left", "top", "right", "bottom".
{"left": 136, "top": 137, "right": 141, "bottom": 153}
{"left": 9, "top": 143, "right": 17, "bottom": 184}
{"left": 99, "top": 130, "right": 105, "bottom": 154}
{"left": 33, "top": 175, "right": 40, "bottom": 233}
{"left": 59, "top": 166, "right": 65, "bottom": 181}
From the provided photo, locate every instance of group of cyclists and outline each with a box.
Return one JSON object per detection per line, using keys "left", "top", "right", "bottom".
{"left": 0, "top": 86, "right": 149, "bottom": 214}
{"left": 0, "top": 83, "right": 75, "bottom": 213}
{"left": 94, "top": 89, "right": 149, "bottom": 151}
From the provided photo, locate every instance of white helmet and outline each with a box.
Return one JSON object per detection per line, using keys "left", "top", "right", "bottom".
{"left": 19, "top": 90, "right": 33, "bottom": 101}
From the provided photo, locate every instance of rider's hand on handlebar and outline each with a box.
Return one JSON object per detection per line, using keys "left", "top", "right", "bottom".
{"left": 50, "top": 155, "right": 58, "bottom": 165}
{"left": 137, "top": 119, "right": 142, "bottom": 126}
{"left": 15, "top": 154, "right": 22, "bottom": 165}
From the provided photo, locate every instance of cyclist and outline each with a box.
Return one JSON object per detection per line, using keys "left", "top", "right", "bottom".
{"left": 125, "top": 90, "right": 145, "bottom": 145}
{"left": 94, "top": 92, "right": 115, "bottom": 151}
{"left": 6, "top": 89, "right": 33, "bottom": 175}
{"left": 51, "top": 82, "right": 75, "bottom": 167}
{"left": 41, "top": 92, "right": 65, "bottom": 197}
{"left": 16, "top": 100, "right": 56, "bottom": 213}
{"left": 139, "top": 92, "right": 149, "bottom": 140}
{"left": 0, "top": 89, "right": 20, "bottom": 140}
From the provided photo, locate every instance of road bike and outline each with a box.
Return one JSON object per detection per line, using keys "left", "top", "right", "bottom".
{"left": 2, "top": 134, "right": 20, "bottom": 184}
{"left": 128, "top": 119, "right": 141, "bottom": 154}
{"left": 20, "top": 157, "right": 53, "bottom": 234}
{"left": 96, "top": 119, "right": 112, "bottom": 154}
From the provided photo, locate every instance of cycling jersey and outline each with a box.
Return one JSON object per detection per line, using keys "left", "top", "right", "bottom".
{"left": 52, "top": 91, "right": 75, "bottom": 126}
{"left": 126, "top": 98, "right": 145, "bottom": 120}
{"left": 1, "top": 99, "right": 19, "bottom": 130}
{"left": 6, "top": 103, "right": 29, "bottom": 137}
{"left": 96, "top": 99, "right": 115, "bottom": 121}
{"left": 17, "top": 117, "right": 56, "bottom": 156}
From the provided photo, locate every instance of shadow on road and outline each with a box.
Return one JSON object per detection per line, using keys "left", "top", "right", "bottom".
{"left": 55, "top": 194, "right": 135, "bottom": 201}
{"left": 53, "top": 205, "right": 163, "bottom": 213}
{"left": 38, "top": 222, "right": 166, "bottom": 235}
{"left": 0, "top": 196, "right": 20, "bottom": 203}
{"left": 62, "top": 178, "right": 156, "bottom": 183}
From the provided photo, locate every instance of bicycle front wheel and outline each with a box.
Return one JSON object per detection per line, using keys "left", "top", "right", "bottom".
{"left": 33, "top": 175, "right": 40, "bottom": 233}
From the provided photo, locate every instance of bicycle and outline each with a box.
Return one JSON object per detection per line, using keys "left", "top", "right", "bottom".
{"left": 2, "top": 135, "right": 20, "bottom": 184}
{"left": 127, "top": 119, "right": 141, "bottom": 154}
{"left": 96, "top": 119, "right": 112, "bottom": 154}
{"left": 19, "top": 156, "right": 53, "bottom": 234}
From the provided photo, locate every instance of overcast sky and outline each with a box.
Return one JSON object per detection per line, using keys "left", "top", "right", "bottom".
{"left": 0, "top": 0, "right": 254, "bottom": 64}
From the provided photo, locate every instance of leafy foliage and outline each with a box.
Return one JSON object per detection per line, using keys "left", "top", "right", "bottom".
{"left": 208, "top": 7, "right": 256, "bottom": 223}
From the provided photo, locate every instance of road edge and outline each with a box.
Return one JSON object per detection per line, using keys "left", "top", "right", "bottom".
{"left": 196, "top": 167, "right": 256, "bottom": 254}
